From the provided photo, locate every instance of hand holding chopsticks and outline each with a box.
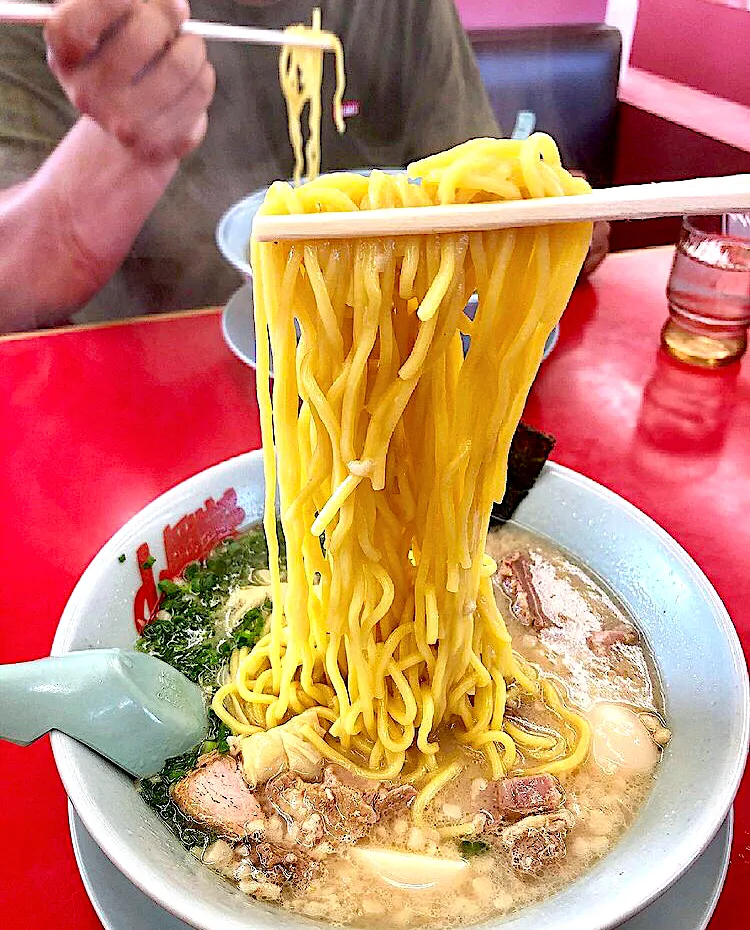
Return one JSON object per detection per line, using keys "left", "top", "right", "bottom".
{"left": 0, "top": 0, "right": 335, "bottom": 161}
{"left": 35, "top": 0, "right": 224, "bottom": 164}
{"left": 0, "top": 2, "right": 337, "bottom": 49}
{"left": 252, "top": 174, "right": 750, "bottom": 242}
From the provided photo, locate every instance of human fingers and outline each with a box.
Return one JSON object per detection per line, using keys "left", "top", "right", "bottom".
{"left": 45, "top": 0, "right": 185, "bottom": 73}
{"left": 123, "top": 30, "right": 213, "bottom": 118}
{"left": 45, "top": 0, "right": 133, "bottom": 71}
{"left": 582, "top": 220, "right": 610, "bottom": 276}
{"left": 47, "top": 0, "right": 188, "bottom": 86}
{"left": 45, "top": 0, "right": 212, "bottom": 162}
{"left": 66, "top": 0, "right": 192, "bottom": 107}
{"left": 114, "top": 48, "right": 215, "bottom": 162}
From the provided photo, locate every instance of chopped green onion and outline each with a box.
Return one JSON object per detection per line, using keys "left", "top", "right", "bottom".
{"left": 135, "top": 523, "right": 285, "bottom": 851}
{"left": 157, "top": 579, "right": 181, "bottom": 596}
{"left": 459, "top": 839, "right": 490, "bottom": 857}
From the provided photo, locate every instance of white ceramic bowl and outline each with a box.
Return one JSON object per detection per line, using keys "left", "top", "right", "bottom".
{"left": 51, "top": 452, "right": 749, "bottom": 930}
{"left": 216, "top": 187, "right": 264, "bottom": 280}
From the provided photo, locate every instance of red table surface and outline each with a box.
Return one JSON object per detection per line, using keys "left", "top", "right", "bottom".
{"left": 1, "top": 247, "right": 748, "bottom": 929}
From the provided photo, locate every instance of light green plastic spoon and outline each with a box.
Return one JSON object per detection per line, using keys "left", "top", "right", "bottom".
{"left": 0, "top": 649, "right": 208, "bottom": 777}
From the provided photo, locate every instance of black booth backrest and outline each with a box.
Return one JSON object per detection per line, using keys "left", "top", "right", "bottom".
{"left": 469, "top": 25, "right": 621, "bottom": 189}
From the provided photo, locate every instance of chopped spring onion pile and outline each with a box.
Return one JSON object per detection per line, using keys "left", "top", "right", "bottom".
{"left": 136, "top": 524, "right": 284, "bottom": 849}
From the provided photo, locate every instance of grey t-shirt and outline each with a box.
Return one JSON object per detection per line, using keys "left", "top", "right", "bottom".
{"left": 0, "top": 0, "right": 499, "bottom": 322}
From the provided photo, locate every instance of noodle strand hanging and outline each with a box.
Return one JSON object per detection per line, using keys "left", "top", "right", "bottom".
{"left": 214, "top": 135, "right": 594, "bottom": 795}
{"left": 279, "top": 7, "right": 346, "bottom": 185}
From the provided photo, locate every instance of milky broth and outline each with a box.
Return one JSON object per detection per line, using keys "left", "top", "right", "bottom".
{"left": 198, "top": 525, "right": 666, "bottom": 928}
{"left": 487, "top": 526, "right": 661, "bottom": 712}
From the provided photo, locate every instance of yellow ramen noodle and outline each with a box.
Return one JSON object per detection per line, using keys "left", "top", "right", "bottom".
{"left": 280, "top": 7, "right": 346, "bottom": 185}
{"left": 214, "top": 136, "right": 594, "bottom": 816}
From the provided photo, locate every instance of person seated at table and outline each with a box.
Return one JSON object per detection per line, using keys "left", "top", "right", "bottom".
{"left": 0, "top": 0, "right": 607, "bottom": 334}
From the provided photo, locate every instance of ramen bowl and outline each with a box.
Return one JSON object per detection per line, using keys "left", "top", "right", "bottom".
{"left": 51, "top": 451, "right": 749, "bottom": 930}
{"left": 216, "top": 186, "right": 264, "bottom": 280}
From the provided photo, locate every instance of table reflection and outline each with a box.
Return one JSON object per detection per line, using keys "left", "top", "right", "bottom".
{"left": 632, "top": 347, "right": 741, "bottom": 481}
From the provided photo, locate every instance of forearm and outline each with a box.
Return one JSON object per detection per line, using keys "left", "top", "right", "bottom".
{"left": 0, "top": 116, "right": 178, "bottom": 332}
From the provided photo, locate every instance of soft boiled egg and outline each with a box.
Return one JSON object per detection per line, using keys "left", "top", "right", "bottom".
{"left": 349, "top": 847, "right": 467, "bottom": 891}
{"left": 589, "top": 702, "right": 660, "bottom": 775}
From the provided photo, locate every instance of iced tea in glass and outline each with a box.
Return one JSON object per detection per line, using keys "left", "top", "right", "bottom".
{"left": 662, "top": 214, "right": 750, "bottom": 367}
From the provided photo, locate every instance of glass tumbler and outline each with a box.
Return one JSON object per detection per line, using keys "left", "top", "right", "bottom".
{"left": 662, "top": 214, "right": 750, "bottom": 368}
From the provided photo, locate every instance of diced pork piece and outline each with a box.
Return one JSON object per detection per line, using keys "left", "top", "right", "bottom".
{"left": 501, "top": 809, "right": 575, "bottom": 876}
{"left": 586, "top": 626, "right": 640, "bottom": 656}
{"left": 497, "top": 552, "right": 555, "bottom": 630}
{"left": 370, "top": 783, "right": 418, "bottom": 819}
{"left": 478, "top": 774, "right": 564, "bottom": 830}
{"left": 321, "top": 765, "right": 416, "bottom": 819}
{"left": 322, "top": 764, "right": 375, "bottom": 793}
{"left": 505, "top": 825, "right": 566, "bottom": 876}
{"left": 266, "top": 772, "right": 378, "bottom": 847}
{"left": 247, "top": 840, "right": 315, "bottom": 887}
{"left": 172, "top": 751, "right": 265, "bottom": 839}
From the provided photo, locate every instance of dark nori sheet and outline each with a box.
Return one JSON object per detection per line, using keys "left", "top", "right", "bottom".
{"left": 490, "top": 422, "right": 556, "bottom": 526}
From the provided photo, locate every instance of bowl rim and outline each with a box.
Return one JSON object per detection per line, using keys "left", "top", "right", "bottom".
{"left": 50, "top": 451, "right": 750, "bottom": 930}
{"left": 215, "top": 169, "right": 408, "bottom": 280}
{"left": 216, "top": 193, "right": 256, "bottom": 277}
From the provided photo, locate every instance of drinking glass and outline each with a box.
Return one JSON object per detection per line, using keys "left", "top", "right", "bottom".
{"left": 662, "top": 214, "right": 750, "bottom": 368}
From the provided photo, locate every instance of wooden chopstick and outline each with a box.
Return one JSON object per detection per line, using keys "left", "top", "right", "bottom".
{"left": 252, "top": 174, "right": 750, "bottom": 242}
{"left": 0, "top": 1, "right": 336, "bottom": 49}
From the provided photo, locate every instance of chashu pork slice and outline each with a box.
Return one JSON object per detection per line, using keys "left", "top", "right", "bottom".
{"left": 478, "top": 773, "right": 565, "bottom": 832}
{"left": 172, "top": 751, "right": 265, "bottom": 839}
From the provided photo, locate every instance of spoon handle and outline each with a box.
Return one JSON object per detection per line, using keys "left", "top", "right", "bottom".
{"left": 0, "top": 649, "right": 208, "bottom": 778}
{"left": 0, "top": 654, "right": 93, "bottom": 745}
